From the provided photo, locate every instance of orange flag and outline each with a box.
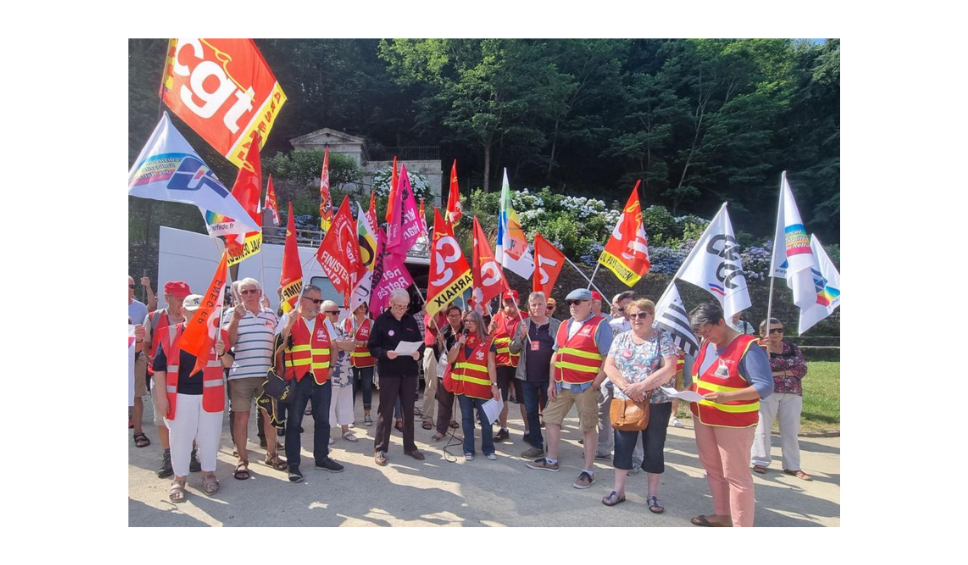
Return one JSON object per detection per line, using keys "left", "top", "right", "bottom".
{"left": 419, "top": 198, "right": 429, "bottom": 236}
{"left": 533, "top": 232, "right": 565, "bottom": 296}
{"left": 178, "top": 251, "right": 228, "bottom": 374}
{"left": 319, "top": 147, "right": 333, "bottom": 231}
{"left": 280, "top": 202, "right": 304, "bottom": 313}
{"left": 316, "top": 196, "right": 360, "bottom": 296}
{"left": 427, "top": 208, "right": 473, "bottom": 316}
{"left": 264, "top": 174, "right": 280, "bottom": 226}
{"left": 599, "top": 181, "right": 650, "bottom": 287}
{"left": 473, "top": 216, "right": 510, "bottom": 304}
{"left": 447, "top": 160, "right": 462, "bottom": 225}
{"left": 385, "top": 156, "right": 398, "bottom": 224}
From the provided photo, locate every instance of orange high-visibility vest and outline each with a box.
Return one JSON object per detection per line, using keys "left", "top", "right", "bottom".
{"left": 690, "top": 334, "right": 760, "bottom": 428}
{"left": 346, "top": 317, "right": 376, "bottom": 368}
{"left": 285, "top": 315, "right": 332, "bottom": 384}
{"left": 492, "top": 312, "right": 526, "bottom": 368}
{"left": 553, "top": 315, "right": 606, "bottom": 385}
{"left": 158, "top": 324, "right": 225, "bottom": 420}
{"left": 445, "top": 337, "right": 494, "bottom": 400}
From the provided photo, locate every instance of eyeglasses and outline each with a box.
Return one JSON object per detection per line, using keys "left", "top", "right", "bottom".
{"left": 768, "top": 328, "right": 784, "bottom": 334}
{"left": 566, "top": 299, "right": 588, "bottom": 306}
{"left": 302, "top": 297, "right": 323, "bottom": 305}
{"left": 325, "top": 310, "right": 340, "bottom": 315}
{"left": 391, "top": 302, "right": 409, "bottom": 308}
{"left": 628, "top": 312, "right": 651, "bottom": 320}
{"left": 128, "top": 284, "right": 136, "bottom": 289}
{"left": 240, "top": 289, "right": 260, "bottom": 295}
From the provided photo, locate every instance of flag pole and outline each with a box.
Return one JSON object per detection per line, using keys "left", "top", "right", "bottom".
{"left": 764, "top": 172, "right": 786, "bottom": 338}
{"left": 565, "top": 256, "right": 607, "bottom": 298}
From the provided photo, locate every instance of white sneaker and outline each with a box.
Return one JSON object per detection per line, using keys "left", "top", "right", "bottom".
{"left": 486, "top": 453, "right": 497, "bottom": 460}
{"left": 670, "top": 417, "right": 685, "bottom": 428}
{"left": 329, "top": 437, "right": 335, "bottom": 445}
{"left": 465, "top": 453, "right": 474, "bottom": 461}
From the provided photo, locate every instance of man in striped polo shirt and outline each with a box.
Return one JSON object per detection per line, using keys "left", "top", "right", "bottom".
{"left": 224, "top": 278, "right": 286, "bottom": 479}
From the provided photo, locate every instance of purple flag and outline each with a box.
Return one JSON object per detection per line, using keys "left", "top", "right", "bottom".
{"left": 385, "top": 163, "right": 422, "bottom": 258}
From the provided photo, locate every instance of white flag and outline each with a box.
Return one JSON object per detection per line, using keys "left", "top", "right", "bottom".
{"left": 128, "top": 112, "right": 259, "bottom": 234}
{"left": 654, "top": 282, "right": 700, "bottom": 357}
{"left": 495, "top": 169, "right": 536, "bottom": 279}
{"left": 798, "top": 234, "right": 841, "bottom": 334}
{"left": 675, "top": 203, "right": 751, "bottom": 319}
{"left": 771, "top": 172, "right": 819, "bottom": 309}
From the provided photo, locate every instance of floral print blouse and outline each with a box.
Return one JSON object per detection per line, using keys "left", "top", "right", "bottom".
{"left": 765, "top": 339, "right": 807, "bottom": 396}
{"left": 609, "top": 330, "right": 678, "bottom": 404}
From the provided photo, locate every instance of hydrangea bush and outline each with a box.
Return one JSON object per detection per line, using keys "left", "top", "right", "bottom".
{"left": 371, "top": 168, "right": 433, "bottom": 202}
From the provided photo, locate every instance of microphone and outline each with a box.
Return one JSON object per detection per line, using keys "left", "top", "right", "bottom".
{"left": 462, "top": 328, "right": 470, "bottom": 337}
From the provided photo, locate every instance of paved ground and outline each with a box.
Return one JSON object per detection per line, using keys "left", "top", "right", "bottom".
{"left": 128, "top": 394, "right": 840, "bottom": 527}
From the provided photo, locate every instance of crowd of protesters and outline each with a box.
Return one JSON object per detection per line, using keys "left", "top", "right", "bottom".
{"left": 130, "top": 276, "right": 814, "bottom": 526}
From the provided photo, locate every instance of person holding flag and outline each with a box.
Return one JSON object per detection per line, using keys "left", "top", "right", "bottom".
{"left": 687, "top": 302, "right": 773, "bottom": 527}
{"left": 151, "top": 294, "right": 229, "bottom": 502}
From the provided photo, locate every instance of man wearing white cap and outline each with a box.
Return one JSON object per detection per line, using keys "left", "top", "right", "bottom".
{"left": 527, "top": 288, "right": 613, "bottom": 490}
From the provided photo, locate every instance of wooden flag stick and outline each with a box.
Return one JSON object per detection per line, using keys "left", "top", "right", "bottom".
{"left": 566, "top": 256, "right": 607, "bottom": 298}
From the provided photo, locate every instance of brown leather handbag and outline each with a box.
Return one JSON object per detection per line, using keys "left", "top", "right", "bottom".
{"left": 610, "top": 390, "right": 651, "bottom": 431}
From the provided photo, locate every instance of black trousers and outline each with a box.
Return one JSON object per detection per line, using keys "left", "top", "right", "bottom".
{"left": 374, "top": 374, "right": 418, "bottom": 454}
{"left": 285, "top": 377, "right": 332, "bottom": 468}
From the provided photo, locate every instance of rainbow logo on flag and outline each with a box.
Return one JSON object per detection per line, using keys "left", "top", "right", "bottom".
{"left": 811, "top": 268, "right": 840, "bottom": 307}
{"left": 784, "top": 224, "right": 812, "bottom": 256}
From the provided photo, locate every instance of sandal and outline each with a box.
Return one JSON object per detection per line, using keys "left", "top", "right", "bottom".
{"left": 647, "top": 496, "right": 664, "bottom": 514}
{"left": 691, "top": 515, "right": 727, "bottom": 527}
{"left": 169, "top": 479, "right": 187, "bottom": 503}
{"left": 602, "top": 491, "right": 626, "bottom": 507}
{"left": 234, "top": 460, "right": 250, "bottom": 480}
{"left": 202, "top": 474, "right": 219, "bottom": 496}
{"left": 133, "top": 432, "right": 150, "bottom": 448}
{"left": 449, "top": 421, "right": 459, "bottom": 429}
{"left": 264, "top": 454, "right": 288, "bottom": 471}
{"left": 342, "top": 432, "right": 358, "bottom": 442}
{"left": 422, "top": 421, "right": 433, "bottom": 430}
{"left": 784, "top": 469, "right": 813, "bottom": 481}
{"left": 430, "top": 432, "right": 445, "bottom": 442}
{"left": 753, "top": 465, "right": 768, "bottom": 474}
{"left": 374, "top": 451, "right": 387, "bottom": 466}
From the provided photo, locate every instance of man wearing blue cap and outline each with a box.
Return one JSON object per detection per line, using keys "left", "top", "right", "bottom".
{"left": 527, "top": 288, "right": 613, "bottom": 489}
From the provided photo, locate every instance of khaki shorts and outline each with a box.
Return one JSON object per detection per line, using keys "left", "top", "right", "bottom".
{"left": 543, "top": 385, "right": 599, "bottom": 431}
{"left": 134, "top": 355, "right": 148, "bottom": 398}
{"left": 229, "top": 377, "right": 265, "bottom": 413}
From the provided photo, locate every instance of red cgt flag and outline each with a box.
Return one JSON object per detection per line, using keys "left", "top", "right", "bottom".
{"left": 473, "top": 217, "right": 510, "bottom": 304}
{"left": 599, "top": 181, "right": 650, "bottom": 287}
{"left": 178, "top": 251, "right": 228, "bottom": 374}
{"left": 319, "top": 146, "right": 333, "bottom": 231}
{"left": 280, "top": 202, "right": 303, "bottom": 313}
{"left": 160, "top": 39, "right": 286, "bottom": 168}
{"left": 316, "top": 196, "right": 360, "bottom": 296}
{"left": 264, "top": 174, "right": 280, "bottom": 226}
{"left": 427, "top": 208, "right": 473, "bottom": 316}
{"left": 447, "top": 160, "right": 462, "bottom": 225}
{"left": 533, "top": 232, "right": 565, "bottom": 296}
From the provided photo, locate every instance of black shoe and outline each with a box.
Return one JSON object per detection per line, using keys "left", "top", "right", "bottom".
{"left": 157, "top": 450, "right": 173, "bottom": 479}
{"left": 289, "top": 466, "right": 304, "bottom": 483}
{"left": 189, "top": 448, "right": 201, "bottom": 472}
{"left": 315, "top": 458, "right": 345, "bottom": 473}
{"left": 493, "top": 429, "right": 510, "bottom": 442}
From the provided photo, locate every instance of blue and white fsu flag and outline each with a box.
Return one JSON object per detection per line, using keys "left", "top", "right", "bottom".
{"left": 675, "top": 202, "right": 751, "bottom": 319}
{"left": 798, "top": 234, "right": 841, "bottom": 334}
{"left": 771, "top": 171, "right": 819, "bottom": 310}
{"left": 128, "top": 112, "right": 258, "bottom": 234}
{"left": 654, "top": 282, "right": 699, "bottom": 357}
{"left": 495, "top": 169, "right": 535, "bottom": 279}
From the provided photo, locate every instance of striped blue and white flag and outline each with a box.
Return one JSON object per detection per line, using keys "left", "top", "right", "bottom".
{"left": 654, "top": 282, "right": 699, "bottom": 357}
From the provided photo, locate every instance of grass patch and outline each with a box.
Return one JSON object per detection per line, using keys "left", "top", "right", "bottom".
{"left": 673, "top": 361, "right": 840, "bottom": 435}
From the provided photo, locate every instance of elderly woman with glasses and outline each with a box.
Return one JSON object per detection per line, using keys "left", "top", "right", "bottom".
{"left": 367, "top": 288, "right": 426, "bottom": 466}
{"left": 601, "top": 299, "right": 678, "bottom": 511}
{"left": 750, "top": 318, "right": 811, "bottom": 480}
{"left": 444, "top": 310, "right": 499, "bottom": 461}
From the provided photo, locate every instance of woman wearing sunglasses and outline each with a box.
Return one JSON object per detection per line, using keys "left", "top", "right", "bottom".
{"left": 601, "top": 299, "right": 678, "bottom": 511}
{"left": 751, "top": 318, "right": 811, "bottom": 480}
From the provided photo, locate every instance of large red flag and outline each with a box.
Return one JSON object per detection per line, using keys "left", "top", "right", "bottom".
{"left": 159, "top": 39, "right": 286, "bottom": 168}
{"left": 319, "top": 146, "right": 333, "bottom": 231}
{"left": 263, "top": 174, "right": 280, "bottom": 226}
{"left": 316, "top": 196, "right": 360, "bottom": 296}
{"left": 599, "top": 181, "right": 650, "bottom": 287}
{"left": 533, "top": 232, "right": 565, "bottom": 296}
{"left": 280, "top": 202, "right": 303, "bottom": 313}
{"left": 219, "top": 135, "right": 263, "bottom": 264}
{"left": 427, "top": 209, "right": 473, "bottom": 316}
{"left": 385, "top": 156, "right": 398, "bottom": 224}
{"left": 473, "top": 217, "right": 510, "bottom": 304}
{"left": 178, "top": 251, "right": 228, "bottom": 374}
{"left": 447, "top": 160, "right": 462, "bottom": 225}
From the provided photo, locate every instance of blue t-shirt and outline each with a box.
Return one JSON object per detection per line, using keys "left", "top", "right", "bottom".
{"left": 129, "top": 300, "right": 148, "bottom": 328}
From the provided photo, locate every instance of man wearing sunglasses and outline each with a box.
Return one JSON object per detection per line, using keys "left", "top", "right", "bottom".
{"left": 528, "top": 289, "right": 613, "bottom": 490}
{"left": 279, "top": 285, "right": 344, "bottom": 482}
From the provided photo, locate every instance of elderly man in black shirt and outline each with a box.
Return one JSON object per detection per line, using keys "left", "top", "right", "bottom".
{"left": 367, "top": 288, "right": 426, "bottom": 466}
